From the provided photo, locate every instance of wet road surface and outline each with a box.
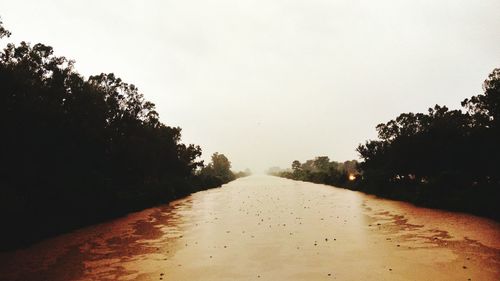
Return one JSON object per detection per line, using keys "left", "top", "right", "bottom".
{"left": 0, "top": 175, "right": 499, "bottom": 280}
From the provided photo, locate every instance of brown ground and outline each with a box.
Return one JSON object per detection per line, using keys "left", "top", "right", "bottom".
{"left": 0, "top": 175, "right": 499, "bottom": 281}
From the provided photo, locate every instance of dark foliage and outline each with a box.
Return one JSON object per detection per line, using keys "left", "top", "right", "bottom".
{"left": 0, "top": 23, "right": 233, "bottom": 250}
{"left": 356, "top": 69, "right": 500, "bottom": 220}
{"left": 274, "top": 70, "right": 499, "bottom": 221}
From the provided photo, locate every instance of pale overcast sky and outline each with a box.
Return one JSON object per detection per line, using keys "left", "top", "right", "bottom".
{"left": 1, "top": 0, "right": 499, "bottom": 172}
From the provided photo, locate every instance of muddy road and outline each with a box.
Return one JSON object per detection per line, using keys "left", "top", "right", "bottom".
{"left": 1, "top": 175, "right": 499, "bottom": 280}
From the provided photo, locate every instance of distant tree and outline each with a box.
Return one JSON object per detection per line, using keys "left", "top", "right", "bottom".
{"left": 301, "top": 159, "right": 315, "bottom": 171}
{"left": 211, "top": 153, "right": 234, "bottom": 182}
{"left": 0, "top": 17, "right": 10, "bottom": 38}
{"left": 291, "top": 160, "right": 301, "bottom": 171}
{"left": 278, "top": 157, "right": 358, "bottom": 188}
{"left": 342, "top": 160, "right": 359, "bottom": 174}
{"left": 291, "top": 160, "right": 302, "bottom": 178}
{"left": 234, "top": 168, "right": 252, "bottom": 179}
{"left": 266, "top": 166, "right": 284, "bottom": 176}
{"left": 199, "top": 152, "right": 235, "bottom": 183}
{"left": 313, "top": 156, "right": 330, "bottom": 172}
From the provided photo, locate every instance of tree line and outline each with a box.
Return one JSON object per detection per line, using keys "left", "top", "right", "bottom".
{"left": 0, "top": 19, "right": 246, "bottom": 250}
{"left": 356, "top": 68, "right": 499, "bottom": 219}
{"left": 268, "top": 157, "right": 360, "bottom": 188}
{"left": 273, "top": 68, "right": 499, "bottom": 220}
{"left": 197, "top": 152, "right": 251, "bottom": 186}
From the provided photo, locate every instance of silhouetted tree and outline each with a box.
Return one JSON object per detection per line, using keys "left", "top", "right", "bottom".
{"left": 0, "top": 17, "right": 10, "bottom": 39}
{"left": 0, "top": 20, "right": 234, "bottom": 250}
{"left": 356, "top": 68, "right": 500, "bottom": 219}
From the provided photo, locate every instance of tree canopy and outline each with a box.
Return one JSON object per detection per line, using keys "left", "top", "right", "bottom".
{"left": 273, "top": 69, "right": 499, "bottom": 220}
{"left": 0, "top": 20, "right": 235, "bottom": 249}
{"left": 276, "top": 157, "right": 360, "bottom": 188}
{"left": 356, "top": 69, "right": 500, "bottom": 218}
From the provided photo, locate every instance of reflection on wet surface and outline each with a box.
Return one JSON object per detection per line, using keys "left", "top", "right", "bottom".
{"left": 0, "top": 175, "right": 499, "bottom": 280}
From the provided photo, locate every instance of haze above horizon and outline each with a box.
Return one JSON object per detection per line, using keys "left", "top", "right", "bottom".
{"left": 2, "top": 0, "right": 499, "bottom": 172}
